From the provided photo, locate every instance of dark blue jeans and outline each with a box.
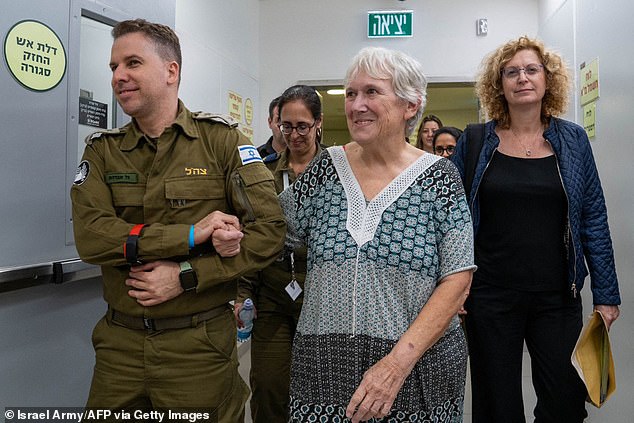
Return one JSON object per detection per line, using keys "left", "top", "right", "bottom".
{"left": 465, "top": 282, "right": 587, "bottom": 423}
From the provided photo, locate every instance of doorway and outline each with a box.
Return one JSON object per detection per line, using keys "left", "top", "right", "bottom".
{"left": 311, "top": 82, "right": 479, "bottom": 146}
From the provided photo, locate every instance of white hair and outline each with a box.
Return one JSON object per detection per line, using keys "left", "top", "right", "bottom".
{"left": 344, "top": 47, "right": 427, "bottom": 136}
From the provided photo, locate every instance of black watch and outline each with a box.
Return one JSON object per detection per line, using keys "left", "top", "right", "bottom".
{"left": 179, "top": 261, "right": 198, "bottom": 292}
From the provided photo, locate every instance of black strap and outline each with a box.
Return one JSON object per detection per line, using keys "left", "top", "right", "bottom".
{"left": 124, "top": 224, "right": 145, "bottom": 265}
{"left": 464, "top": 123, "right": 485, "bottom": 203}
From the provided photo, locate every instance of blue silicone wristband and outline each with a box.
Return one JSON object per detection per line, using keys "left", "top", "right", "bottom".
{"left": 189, "top": 225, "right": 195, "bottom": 249}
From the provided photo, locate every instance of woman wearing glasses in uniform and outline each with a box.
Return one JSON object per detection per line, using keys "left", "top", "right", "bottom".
{"left": 432, "top": 126, "right": 462, "bottom": 157}
{"left": 235, "top": 85, "right": 323, "bottom": 423}
{"left": 451, "top": 36, "right": 621, "bottom": 422}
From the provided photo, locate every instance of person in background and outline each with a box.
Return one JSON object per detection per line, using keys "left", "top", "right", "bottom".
{"left": 451, "top": 36, "right": 621, "bottom": 422}
{"left": 257, "top": 96, "right": 285, "bottom": 158}
{"left": 280, "top": 47, "right": 475, "bottom": 422}
{"left": 415, "top": 114, "right": 443, "bottom": 152}
{"left": 70, "top": 19, "right": 286, "bottom": 420}
{"left": 432, "top": 126, "right": 462, "bottom": 158}
{"left": 235, "top": 85, "right": 324, "bottom": 423}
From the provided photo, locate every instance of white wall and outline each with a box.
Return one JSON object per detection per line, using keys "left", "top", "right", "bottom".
{"left": 176, "top": 0, "right": 261, "bottom": 143}
{"left": 258, "top": 0, "right": 539, "bottom": 143}
{"left": 540, "top": 1, "right": 633, "bottom": 421}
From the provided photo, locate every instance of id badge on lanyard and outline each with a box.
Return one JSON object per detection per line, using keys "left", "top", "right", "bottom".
{"left": 283, "top": 170, "right": 302, "bottom": 301}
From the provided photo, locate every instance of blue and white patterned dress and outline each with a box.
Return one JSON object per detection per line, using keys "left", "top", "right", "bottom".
{"left": 280, "top": 146, "right": 475, "bottom": 423}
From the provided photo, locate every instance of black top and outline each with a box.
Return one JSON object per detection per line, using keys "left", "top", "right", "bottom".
{"left": 474, "top": 151, "right": 567, "bottom": 291}
{"left": 257, "top": 136, "right": 276, "bottom": 158}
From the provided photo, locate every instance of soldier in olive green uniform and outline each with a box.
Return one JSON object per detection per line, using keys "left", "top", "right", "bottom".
{"left": 70, "top": 19, "right": 285, "bottom": 421}
{"left": 236, "top": 85, "right": 324, "bottom": 423}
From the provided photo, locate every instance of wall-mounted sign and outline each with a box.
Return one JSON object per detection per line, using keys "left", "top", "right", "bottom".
{"left": 244, "top": 98, "right": 253, "bottom": 126}
{"left": 583, "top": 101, "right": 596, "bottom": 139}
{"left": 3, "top": 20, "right": 67, "bottom": 91}
{"left": 79, "top": 97, "right": 108, "bottom": 129}
{"left": 228, "top": 90, "right": 243, "bottom": 122}
{"left": 368, "top": 10, "right": 413, "bottom": 38}
{"left": 579, "top": 58, "right": 599, "bottom": 106}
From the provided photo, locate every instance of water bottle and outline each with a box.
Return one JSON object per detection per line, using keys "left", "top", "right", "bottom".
{"left": 237, "top": 298, "right": 255, "bottom": 342}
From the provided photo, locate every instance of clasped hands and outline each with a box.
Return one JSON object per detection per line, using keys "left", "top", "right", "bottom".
{"left": 193, "top": 210, "right": 243, "bottom": 256}
{"left": 126, "top": 211, "right": 242, "bottom": 306}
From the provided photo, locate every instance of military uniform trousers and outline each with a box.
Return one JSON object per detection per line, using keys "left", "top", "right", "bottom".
{"left": 86, "top": 307, "right": 249, "bottom": 422}
{"left": 249, "top": 306, "right": 300, "bottom": 423}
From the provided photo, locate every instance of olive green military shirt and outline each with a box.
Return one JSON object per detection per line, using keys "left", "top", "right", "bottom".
{"left": 71, "top": 100, "right": 286, "bottom": 318}
{"left": 237, "top": 145, "right": 323, "bottom": 313}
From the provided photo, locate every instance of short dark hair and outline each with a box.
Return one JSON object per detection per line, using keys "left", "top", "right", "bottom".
{"left": 278, "top": 85, "right": 323, "bottom": 143}
{"left": 268, "top": 96, "right": 281, "bottom": 120}
{"left": 112, "top": 19, "right": 182, "bottom": 80}
{"left": 278, "top": 85, "right": 322, "bottom": 121}
{"left": 432, "top": 126, "right": 462, "bottom": 150}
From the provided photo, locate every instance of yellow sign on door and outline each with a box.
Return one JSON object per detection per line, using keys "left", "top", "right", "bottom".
{"left": 4, "top": 20, "right": 67, "bottom": 91}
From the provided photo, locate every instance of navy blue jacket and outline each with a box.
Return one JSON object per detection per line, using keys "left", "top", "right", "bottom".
{"left": 451, "top": 118, "right": 620, "bottom": 305}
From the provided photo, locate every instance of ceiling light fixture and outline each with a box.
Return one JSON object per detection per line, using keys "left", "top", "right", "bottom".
{"left": 326, "top": 89, "right": 346, "bottom": 95}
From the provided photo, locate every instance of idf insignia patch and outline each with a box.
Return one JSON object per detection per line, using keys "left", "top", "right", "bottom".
{"left": 238, "top": 145, "right": 263, "bottom": 165}
{"left": 74, "top": 160, "right": 90, "bottom": 185}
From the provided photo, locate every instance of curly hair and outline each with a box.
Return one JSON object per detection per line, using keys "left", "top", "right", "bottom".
{"left": 475, "top": 36, "right": 570, "bottom": 128}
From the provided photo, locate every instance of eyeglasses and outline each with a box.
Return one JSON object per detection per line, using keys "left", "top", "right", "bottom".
{"left": 279, "top": 121, "right": 316, "bottom": 136}
{"left": 434, "top": 146, "right": 455, "bottom": 155}
{"left": 501, "top": 63, "right": 544, "bottom": 79}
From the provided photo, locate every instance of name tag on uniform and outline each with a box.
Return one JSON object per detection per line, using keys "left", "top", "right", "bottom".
{"left": 105, "top": 172, "right": 138, "bottom": 184}
{"left": 285, "top": 279, "right": 302, "bottom": 301}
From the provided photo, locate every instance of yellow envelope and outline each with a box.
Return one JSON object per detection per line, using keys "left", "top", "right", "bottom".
{"left": 571, "top": 310, "right": 616, "bottom": 408}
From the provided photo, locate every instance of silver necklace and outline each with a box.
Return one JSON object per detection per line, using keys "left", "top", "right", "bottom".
{"left": 509, "top": 127, "right": 543, "bottom": 156}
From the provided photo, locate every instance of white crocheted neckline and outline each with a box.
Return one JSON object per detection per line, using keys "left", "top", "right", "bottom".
{"left": 329, "top": 146, "right": 440, "bottom": 246}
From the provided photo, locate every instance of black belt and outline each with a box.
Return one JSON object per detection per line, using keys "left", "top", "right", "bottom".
{"left": 109, "top": 304, "right": 229, "bottom": 331}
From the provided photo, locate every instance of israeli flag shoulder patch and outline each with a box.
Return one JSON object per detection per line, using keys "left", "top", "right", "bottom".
{"left": 238, "top": 145, "right": 263, "bottom": 165}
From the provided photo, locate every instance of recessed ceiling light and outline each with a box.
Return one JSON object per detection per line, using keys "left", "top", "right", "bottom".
{"left": 326, "top": 89, "right": 346, "bottom": 95}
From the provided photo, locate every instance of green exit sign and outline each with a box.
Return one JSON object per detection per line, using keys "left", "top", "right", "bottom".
{"left": 368, "top": 10, "right": 413, "bottom": 38}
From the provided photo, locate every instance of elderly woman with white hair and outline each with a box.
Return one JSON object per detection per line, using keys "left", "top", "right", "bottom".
{"left": 280, "top": 47, "right": 476, "bottom": 422}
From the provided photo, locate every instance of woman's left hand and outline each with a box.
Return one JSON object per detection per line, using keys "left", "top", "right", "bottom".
{"left": 345, "top": 354, "right": 407, "bottom": 422}
{"left": 594, "top": 304, "right": 620, "bottom": 330}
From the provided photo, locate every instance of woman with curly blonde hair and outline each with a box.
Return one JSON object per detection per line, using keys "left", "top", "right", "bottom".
{"left": 475, "top": 36, "right": 570, "bottom": 128}
{"left": 452, "top": 36, "right": 621, "bottom": 422}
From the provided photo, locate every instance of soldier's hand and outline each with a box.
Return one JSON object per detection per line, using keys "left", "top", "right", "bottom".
{"left": 126, "top": 261, "right": 183, "bottom": 306}
{"left": 194, "top": 211, "right": 241, "bottom": 245}
{"left": 213, "top": 227, "right": 244, "bottom": 257}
